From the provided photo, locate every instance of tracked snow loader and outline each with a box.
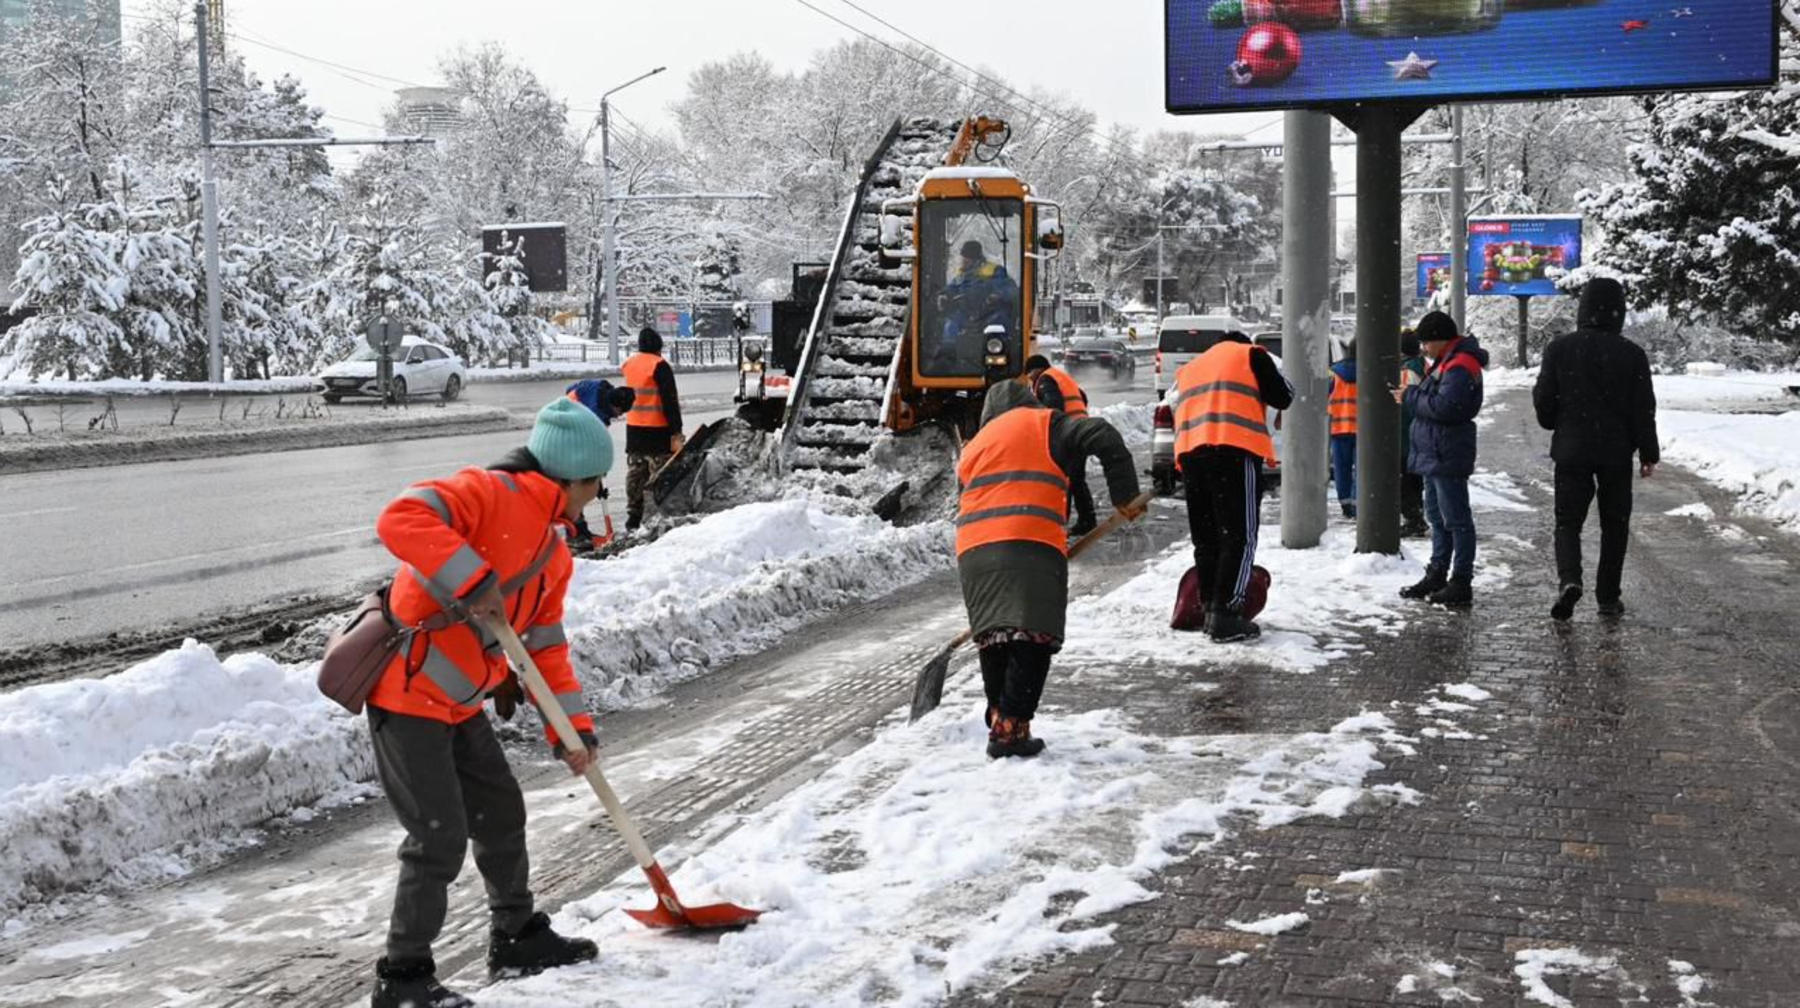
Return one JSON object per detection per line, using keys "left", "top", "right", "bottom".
{"left": 656, "top": 115, "right": 1065, "bottom": 521}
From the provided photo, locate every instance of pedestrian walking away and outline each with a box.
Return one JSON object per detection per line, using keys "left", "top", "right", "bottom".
{"left": 956, "top": 380, "right": 1141, "bottom": 758}
{"left": 1533, "top": 277, "right": 1660, "bottom": 620}
{"left": 1025, "top": 353, "right": 1098, "bottom": 536}
{"left": 1397, "top": 311, "right": 1489, "bottom": 609}
{"left": 1328, "top": 341, "right": 1359, "bottom": 519}
{"left": 1173, "top": 330, "right": 1293, "bottom": 643}
{"left": 364, "top": 397, "right": 613, "bottom": 1008}
{"left": 621, "top": 327, "right": 685, "bottom": 531}
{"left": 1398, "top": 329, "right": 1429, "bottom": 537}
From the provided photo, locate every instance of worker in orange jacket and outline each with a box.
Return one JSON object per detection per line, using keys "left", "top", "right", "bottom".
{"left": 1174, "top": 331, "right": 1292, "bottom": 643}
{"left": 621, "top": 327, "right": 684, "bottom": 531}
{"left": 957, "top": 380, "right": 1141, "bottom": 758}
{"left": 366, "top": 397, "right": 610, "bottom": 1008}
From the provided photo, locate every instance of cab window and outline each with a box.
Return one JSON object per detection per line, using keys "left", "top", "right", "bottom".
{"left": 917, "top": 197, "right": 1024, "bottom": 378}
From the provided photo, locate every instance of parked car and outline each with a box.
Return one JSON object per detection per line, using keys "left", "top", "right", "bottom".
{"left": 1154, "top": 314, "right": 1248, "bottom": 398}
{"left": 316, "top": 337, "right": 466, "bottom": 403}
{"left": 1253, "top": 330, "right": 1283, "bottom": 359}
{"left": 1060, "top": 333, "right": 1136, "bottom": 380}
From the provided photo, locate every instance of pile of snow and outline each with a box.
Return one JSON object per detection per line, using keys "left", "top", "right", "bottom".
{"left": 479, "top": 705, "right": 1402, "bottom": 1008}
{"left": 0, "top": 499, "right": 954, "bottom": 919}
{"left": 0, "top": 643, "right": 373, "bottom": 916}
{"left": 565, "top": 498, "right": 951, "bottom": 708}
{"left": 1659, "top": 409, "right": 1800, "bottom": 529}
{"left": 1654, "top": 370, "right": 1800, "bottom": 411}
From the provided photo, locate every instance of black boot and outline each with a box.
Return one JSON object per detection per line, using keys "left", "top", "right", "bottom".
{"left": 987, "top": 715, "right": 1046, "bottom": 759}
{"left": 487, "top": 912, "right": 598, "bottom": 979}
{"left": 1551, "top": 583, "right": 1583, "bottom": 621}
{"left": 1399, "top": 518, "right": 1429, "bottom": 538}
{"left": 1208, "top": 607, "right": 1261, "bottom": 643}
{"left": 1399, "top": 567, "right": 1448, "bottom": 599}
{"left": 1597, "top": 598, "right": 1626, "bottom": 618}
{"left": 372, "top": 957, "right": 471, "bottom": 1008}
{"left": 1340, "top": 501, "right": 1357, "bottom": 519}
{"left": 1428, "top": 576, "right": 1474, "bottom": 608}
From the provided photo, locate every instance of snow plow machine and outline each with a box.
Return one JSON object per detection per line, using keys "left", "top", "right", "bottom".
{"left": 654, "top": 115, "right": 1066, "bottom": 524}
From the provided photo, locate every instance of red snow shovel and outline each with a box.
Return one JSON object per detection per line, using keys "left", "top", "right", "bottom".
{"left": 486, "top": 618, "right": 762, "bottom": 930}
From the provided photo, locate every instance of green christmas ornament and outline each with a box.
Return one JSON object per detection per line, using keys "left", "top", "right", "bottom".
{"left": 1209, "top": 0, "right": 1244, "bottom": 26}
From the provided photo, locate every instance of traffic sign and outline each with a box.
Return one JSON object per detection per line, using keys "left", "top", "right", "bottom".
{"left": 365, "top": 317, "right": 404, "bottom": 354}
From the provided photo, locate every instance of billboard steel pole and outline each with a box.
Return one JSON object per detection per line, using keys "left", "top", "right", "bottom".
{"left": 1449, "top": 105, "right": 1467, "bottom": 332}
{"left": 1280, "top": 110, "right": 1332, "bottom": 550}
{"left": 1353, "top": 105, "right": 1407, "bottom": 556}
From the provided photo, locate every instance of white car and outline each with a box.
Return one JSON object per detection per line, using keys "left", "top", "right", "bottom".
{"left": 317, "top": 337, "right": 466, "bottom": 403}
{"left": 1154, "top": 314, "right": 1250, "bottom": 398}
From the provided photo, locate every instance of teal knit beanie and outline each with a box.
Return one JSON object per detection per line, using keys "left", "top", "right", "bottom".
{"left": 528, "top": 397, "right": 613, "bottom": 480}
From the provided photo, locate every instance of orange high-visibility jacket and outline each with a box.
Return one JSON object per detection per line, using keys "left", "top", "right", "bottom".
{"left": 1329, "top": 375, "right": 1358, "bottom": 436}
{"left": 622, "top": 352, "right": 668, "bottom": 428}
{"left": 1038, "top": 366, "right": 1089, "bottom": 418}
{"left": 1173, "top": 342, "right": 1277, "bottom": 463}
{"left": 956, "top": 407, "right": 1070, "bottom": 557}
{"left": 368, "top": 467, "right": 594, "bottom": 750}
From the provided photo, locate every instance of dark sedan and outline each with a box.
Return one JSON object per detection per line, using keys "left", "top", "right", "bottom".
{"left": 1059, "top": 335, "right": 1137, "bottom": 379}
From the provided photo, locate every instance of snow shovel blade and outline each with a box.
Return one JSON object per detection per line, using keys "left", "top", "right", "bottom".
{"left": 624, "top": 862, "right": 761, "bottom": 930}
{"left": 908, "top": 636, "right": 961, "bottom": 722}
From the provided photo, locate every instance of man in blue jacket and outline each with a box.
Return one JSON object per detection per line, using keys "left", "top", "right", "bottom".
{"left": 1397, "top": 311, "right": 1489, "bottom": 608}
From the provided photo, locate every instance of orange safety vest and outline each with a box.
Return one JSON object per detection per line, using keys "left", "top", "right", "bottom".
{"left": 367, "top": 467, "right": 595, "bottom": 749}
{"left": 955, "top": 407, "right": 1069, "bottom": 557}
{"left": 1173, "top": 342, "right": 1277, "bottom": 463}
{"left": 1329, "top": 375, "right": 1358, "bottom": 436}
{"left": 1038, "top": 366, "right": 1088, "bottom": 418}
{"left": 621, "top": 352, "right": 668, "bottom": 428}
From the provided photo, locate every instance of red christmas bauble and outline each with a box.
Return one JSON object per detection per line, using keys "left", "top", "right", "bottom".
{"left": 1482, "top": 268, "right": 1499, "bottom": 281}
{"left": 1235, "top": 23, "right": 1301, "bottom": 85}
{"left": 1480, "top": 279, "right": 1495, "bottom": 291}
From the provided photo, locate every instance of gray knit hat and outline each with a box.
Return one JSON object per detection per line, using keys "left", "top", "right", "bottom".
{"left": 527, "top": 397, "right": 612, "bottom": 480}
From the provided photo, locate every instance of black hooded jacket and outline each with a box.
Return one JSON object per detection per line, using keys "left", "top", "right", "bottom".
{"left": 1532, "top": 278, "right": 1660, "bottom": 467}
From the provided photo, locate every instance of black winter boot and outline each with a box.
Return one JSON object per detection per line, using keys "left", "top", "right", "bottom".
{"left": 1399, "top": 567, "right": 1448, "bottom": 599}
{"left": 1428, "top": 576, "right": 1474, "bottom": 608}
{"left": 487, "top": 912, "right": 598, "bottom": 979}
{"left": 1597, "top": 598, "right": 1626, "bottom": 618}
{"left": 987, "top": 716, "right": 1046, "bottom": 759}
{"left": 371, "top": 957, "right": 471, "bottom": 1008}
{"left": 1551, "top": 583, "right": 1583, "bottom": 621}
{"left": 1208, "top": 607, "right": 1261, "bottom": 643}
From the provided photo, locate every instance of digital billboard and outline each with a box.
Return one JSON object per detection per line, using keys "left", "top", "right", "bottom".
{"left": 1467, "top": 215, "right": 1581, "bottom": 297}
{"left": 1416, "top": 252, "right": 1451, "bottom": 300}
{"left": 1166, "top": 0, "right": 1778, "bottom": 114}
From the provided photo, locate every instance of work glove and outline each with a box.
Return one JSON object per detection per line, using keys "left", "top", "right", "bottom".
{"left": 491, "top": 669, "right": 522, "bottom": 721}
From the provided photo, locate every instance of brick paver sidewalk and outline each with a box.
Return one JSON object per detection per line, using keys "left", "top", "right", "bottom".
{"left": 960, "top": 390, "right": 1800, "bottom": 1007}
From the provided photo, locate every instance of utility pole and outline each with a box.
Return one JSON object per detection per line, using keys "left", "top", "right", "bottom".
{"left": 597, "top": 66, "right": 666, "bottom": 365}
{"left": 196, "top": 1, "right": 224, "bottom": 383}
{"left": 1449, "top": 105, "right": 1467, "bottom": 331}
{"left": 1280, "top": 111, "right": 1332, "bottom": 550}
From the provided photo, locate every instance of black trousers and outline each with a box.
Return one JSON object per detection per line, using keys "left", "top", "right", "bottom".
{"left": 978, "top": 641, "right": 1055, "bottom": 722}
{"left": 370, "top": 707, "right": 535, "bottom": 963}
{"left": 1553, "top": 462, "right": 1635, "bottom": 603}
{"left": 1181, "top": 447, "right": 1263, "bottom": 612}
{"left": 1400, "top": 472, "right": 1425, "bottom": 527}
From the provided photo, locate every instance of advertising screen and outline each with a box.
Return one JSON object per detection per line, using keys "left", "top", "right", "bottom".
{"left": 1416, "top": 252, "right": 1451, "bottom": 300}
{"left": 1467, "top": 215, "right": 1581, "bottom": 297}
{"left": 1166, "top": 0, "right": 1778, "bottom": 114}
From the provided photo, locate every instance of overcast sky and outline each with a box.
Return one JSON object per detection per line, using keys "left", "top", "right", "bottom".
{"left": 126, "top": 0, "right": 1291, "bottom": 148}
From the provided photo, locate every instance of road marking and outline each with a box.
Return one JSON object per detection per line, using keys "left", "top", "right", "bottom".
{"left": 0, "top": 505, "right": 77, "bottom": 520}
{"left": 9, "top": 525, "right": 375, "bottom": 591}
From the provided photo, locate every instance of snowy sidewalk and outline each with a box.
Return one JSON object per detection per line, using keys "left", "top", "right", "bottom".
{"left": 955, "top": 391, "right": 1800, "bottom": 1008}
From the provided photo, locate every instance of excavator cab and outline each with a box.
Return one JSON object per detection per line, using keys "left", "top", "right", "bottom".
{"left": 881, "top": 118, "right": 1063, "bottom": 433}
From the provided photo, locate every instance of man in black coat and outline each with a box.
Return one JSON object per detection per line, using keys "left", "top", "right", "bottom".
{"left": 1533, "top": 278, "right": 1660, "bottom": 620}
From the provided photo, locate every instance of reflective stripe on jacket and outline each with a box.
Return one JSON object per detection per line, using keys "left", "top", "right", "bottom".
{"left": 955, "top": 407, "right": 1069, "bottom": 557}
{"left": 622, "top": 352, "right": 667, "bottom": 428}
{"left": 1329, "top": 376, "right": 1358, "bottom": 436}
{"left": 1173, "top": 342, "right": 1276, "bottom": 463}
{"left": 1041, "top": 366, "right": 1088, "bottom": 417}
{"left": 368, "top": 467, "right": 595, "bottom": 749}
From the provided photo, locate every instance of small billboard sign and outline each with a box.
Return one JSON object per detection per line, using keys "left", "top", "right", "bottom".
{"left": 1467, "top": 215, "right": 1582, "bottom": 297}
{"left": 480, "top": 222, "right": 568, "bottom": 293}
{"left": 1416, "top": 251, "right": 1451, "bottom": 300}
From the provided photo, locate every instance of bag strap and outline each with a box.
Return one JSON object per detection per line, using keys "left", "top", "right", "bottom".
{"left": 499, "top": 526, "right": 561, "bottom": 596}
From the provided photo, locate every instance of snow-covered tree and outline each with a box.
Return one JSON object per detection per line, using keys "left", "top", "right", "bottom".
{"left": 1581, "top": 4, "right": 1800, "bottom": 344}
{"left": 3, "top": 177, "right": 126, "bottom": 379}
{"left": 484, "top": 230, "right": 550, "bottom": 355}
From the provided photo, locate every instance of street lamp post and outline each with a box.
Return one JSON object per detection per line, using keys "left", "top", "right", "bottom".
{"left": 597, "top": 66, "right": 666, "bottom": 366}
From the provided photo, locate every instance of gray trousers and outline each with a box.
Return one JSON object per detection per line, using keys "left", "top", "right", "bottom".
{"left": 370, "top": 707, "right": 535, "bottom": 962}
